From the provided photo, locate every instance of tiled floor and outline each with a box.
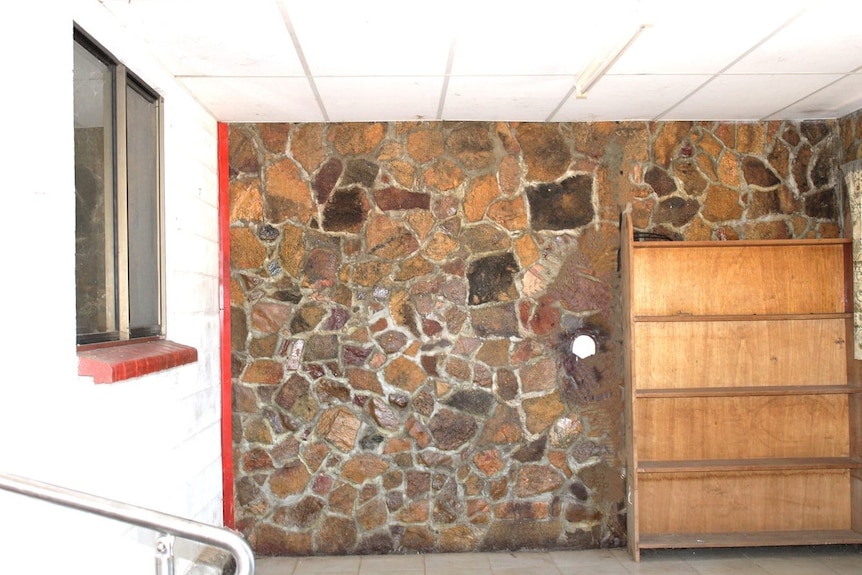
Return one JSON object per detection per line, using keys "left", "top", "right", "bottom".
{"left": 255, "top": 545, "right": 862, "bottom": 575}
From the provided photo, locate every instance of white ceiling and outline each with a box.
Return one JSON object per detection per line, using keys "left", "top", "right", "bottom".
{"left": 99, "top": 0, "right": 862, "bottom": 124}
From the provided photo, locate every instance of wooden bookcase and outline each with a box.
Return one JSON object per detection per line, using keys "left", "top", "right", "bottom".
{"left": 620, "top": 212, "right": 862, "bottom": 561}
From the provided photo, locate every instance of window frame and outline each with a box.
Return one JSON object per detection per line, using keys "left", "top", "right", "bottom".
{"left": 74, "top": 26, "right": 166, "bottom": 347}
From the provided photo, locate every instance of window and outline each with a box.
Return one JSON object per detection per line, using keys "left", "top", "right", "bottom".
{"left": 74, "top": 28, "right": 164, "bottom": 346}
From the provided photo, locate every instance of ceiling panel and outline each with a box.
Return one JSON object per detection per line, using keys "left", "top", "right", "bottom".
{"left": 94, "top": 0, "right": 862, "bottom": 123}
{"left": 315, "top": 77, "right": 444, "bottom": 122}
{"left": 443, "top": 76, "right": 575, "bottom": 122}
{"left": 612, "top": 1, "right": 809, "bottom": 75}
{"left": 772, "top": 73, "right": 862, "bottom": 120}
{"left": 283, "top": 0, "right": 453, "bottom": 76}
{"left": 180, "top": 77, "right": 323, "bottom": 123}
{"left": 104, "top": 0, "right": 304, "bottom": 77}
{"left": 450, "top": 2, "right": 642, "bottom": 77}
{"left": 553, "top": 75, "right": 711, "bottom": 122}
{"left": 665, "top": 74, "right": 845, "bottom": 121}
{"left": 727, "top": 3, "right": 862, "bottom": 74}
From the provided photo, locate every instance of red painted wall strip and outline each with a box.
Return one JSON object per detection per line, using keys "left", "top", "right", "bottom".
{"left": 217, "top": 122, "right": 235, "bottom": 528}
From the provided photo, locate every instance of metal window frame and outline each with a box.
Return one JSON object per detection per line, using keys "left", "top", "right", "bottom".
{"left": 74, "top": 26, "right": 166, "bottom": 346}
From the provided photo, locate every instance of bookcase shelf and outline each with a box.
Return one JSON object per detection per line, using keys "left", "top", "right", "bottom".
{"left": 620, "top": 212, "right": 862, "bottom": 561}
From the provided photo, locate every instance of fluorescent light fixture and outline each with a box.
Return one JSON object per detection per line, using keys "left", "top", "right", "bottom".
{"left": 575, "top": 24, "right": 648, "bottom": 99}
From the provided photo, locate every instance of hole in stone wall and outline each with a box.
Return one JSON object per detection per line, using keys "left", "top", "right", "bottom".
{"left": 571, "top": 333, "right": 597, "bottom": 360}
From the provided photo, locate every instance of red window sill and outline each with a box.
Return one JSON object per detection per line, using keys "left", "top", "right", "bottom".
{"left": 78, "top": 339, "right": 198, "bottom": 384}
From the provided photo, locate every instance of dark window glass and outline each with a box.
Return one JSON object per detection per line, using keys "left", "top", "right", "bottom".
{"left": 126, "top": 80, "right": 161, "bottom": 336}
{"left": 74, "top": 39, "right": 118, "bottom": 340}
{"left": 74, "top": 29, "right": 163, "bottom": 345}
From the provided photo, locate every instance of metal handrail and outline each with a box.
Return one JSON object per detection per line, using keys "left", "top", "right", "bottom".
{"left": 0, "top": 471, "right": 254, "bottom": 575}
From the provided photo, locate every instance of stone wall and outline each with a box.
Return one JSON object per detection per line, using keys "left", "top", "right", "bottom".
{"left": 228, "top": 119, "right": 842, "bottom": 556}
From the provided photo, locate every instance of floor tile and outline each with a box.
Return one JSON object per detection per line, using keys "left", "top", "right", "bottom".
{"left": 292, "top": 555, "right": 360, "bottom": 575}
{"left": 253, "top": 546, "right": 862, "bottom": 575}
{"left": 424, "top": 551, "right": 492, "bottom": 570}
{"left": 255, "top": 556, "right": 298, "bottom": 575}
{"left": 358, "top": 554, "right": 424, "bottom": 574}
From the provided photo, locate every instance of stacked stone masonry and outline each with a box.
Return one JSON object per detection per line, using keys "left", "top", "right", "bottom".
{"left": 229, "top": 119, "right": 850, "bottom": 556}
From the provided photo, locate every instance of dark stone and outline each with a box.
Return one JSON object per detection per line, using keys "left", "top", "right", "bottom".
{"left": 674, "top": 161, "right": 707, "bottom": 196}
{"left": 231, "top": 306, "right": 248, "bottom": 351}
{"left": 468, "top": 253, "right": 519, "bottom": 305}
{"left": 250, "top": 524, "right": 291, "bottom": 556}
{"left": 315, "top": 379, "right": 351, "bottom": 403}
{"left": 527, "top": 175, "right": 595, "bottom": 231}
{"left": 565, "top": 526, "right": 601, "bottom": 548}
{"left": 448, "top": 124, "right": 496, "bottom": 170}
{"left": 283, "top": 496, "right": 324, "bottom": 528}
{"left": 272, "top": 286, "right": 302, "bottom": 303}
{"left": 237, "top": 476, "right": 261, "bottom": 506}
{"left": 322, "top": 187, "right": 369, "bottom": 233}
{"left": 414, "top": 389, "right": 435, "bottom": 416}
{"left": 262, "top": 407, "right": 287, "bottom": 434}
{"left": 654, "top": 196, "right": 699, "bottom": 227}
{"left": 444, "top": 389, "right": 496, "bottom": 416}
{"left": 801, "top": 121, "right": 830, "bottom": 146}
{"left": 495, "top": 369, "right": 518, "bottom": 401}
{"left": 275, "top": 374, "right": 318, "bottom": 422}
{"left": 258, "top": 224, "right": 279, "bottom": 241}
{"left": 405, "top": 470, "right": 432, "bottom": 498}
{"left": 360, "top": 431, "right": 385, "bottom": 450}
{"left": 479, "top": 519, "right": 563, "bottom": 552}
{"left": 812, "top": 154, "right": 831, "bottom": 188}
{"left": 433, "top": 477, "right": 460, "bottom": 523}
{"left": 400, "top": 526, "right": 436, "bottom": 552}
{"left": 471, "top": 303, "right": 519, "bottom": 337}
{"left": 423, "top": 319, "right": 443, "bottom": 337}
{"left": 305, "top": 334, "right": 339, "bottom": 361}
{"left": 429, "top": 409, "right": 478, "bottom": 450}
{"left": 290, "top": 304, "right": 325, "bottom": 334}
{"left": 231, "top": 353, "right": 246, "bottom": 379}
{"left": 389, "top": 392, "right": 410, "bottom": 408}
{"left": 644, "top": 166, "right": 677, "bottom": 197}
{"left": 303, "top": 248, "right": 338, "bottom": 288}
{"left": 512, "top": 436, "right": 547, "bottom": 462}
{"left": 315, "top": 516, "right": 357, "bottom": 554}
{"left": 569, "top": 481, "right": 589, "bottom": 500}
{"left": 386, "top": 491, "right": 404, "bottom": 511}
{"left": 804, "top": 188, "right": 837, "bottom": 219}
{"left": 305, "top": 364, "right": 326, "bottom": 379}
{"left": 343, "top": 345, "right": 373, "bottom": 366}
{"left": 747, "top": 190, "right": 782, "bottom": 218}
{"left": 377, "top": 331, "right": 408, "bottom": 354}
{"left": 374, "top": 187, "right": 431, "bottom": 211}
{"left": 369, "top": 397, "right": 400, "bottom": 430}
{"left": 324, "top": 307, "right": 349, "bottom": 330}
{"left": 343, "top": 158, "right": 380, "bottom": 187}
{"left": 462, "top": 224, "right": 510, "bottom": 255}
{"left": 440, "top": 279, "right": 467, "bottom": 307}
{"left": 356, "top": 532, "right": 395, "bottom": 555}
{"left": 421, "top": 355, "right": 439, "bottom": 376}
{"left": 793, "top": 146, "right": 812, "bottom": 194}
{"left": 229, "top": 128, "right": 259, "bottom": 174}
{"left": 313, "top": 158, "right": 342, "bottom": 204}
{"left": 742, "top": 156, "right": 781, "bottom": 188}
{"left": 783, "top": 126, "right": 801, "bottom": 147}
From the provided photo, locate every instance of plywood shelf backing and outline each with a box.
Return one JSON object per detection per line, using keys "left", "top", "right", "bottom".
{"left": 620, "top": 212, "right": 862, "bottom": 561}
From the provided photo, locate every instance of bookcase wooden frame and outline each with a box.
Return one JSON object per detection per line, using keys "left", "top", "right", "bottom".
{"left": 620, "top": 212, "right": 862, "bottom": 561}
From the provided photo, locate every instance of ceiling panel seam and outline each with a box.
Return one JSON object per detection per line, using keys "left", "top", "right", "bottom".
{"left": 277, "top": 1, "right": 329, "bottom": 122}
{"left": 653, "top": 6, "right": 809, "bottom": 121}
{"left": 436, "top": 39, "right": 458, "bottom": 120}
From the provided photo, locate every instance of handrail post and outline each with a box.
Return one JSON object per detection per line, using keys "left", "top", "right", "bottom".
{"left": 155, "top": 533, "right": 175, "bottom": 575}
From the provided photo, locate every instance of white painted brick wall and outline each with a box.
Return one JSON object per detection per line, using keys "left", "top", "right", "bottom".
{"left": 0, "top": 2, "right": 226, "bottom": 573}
